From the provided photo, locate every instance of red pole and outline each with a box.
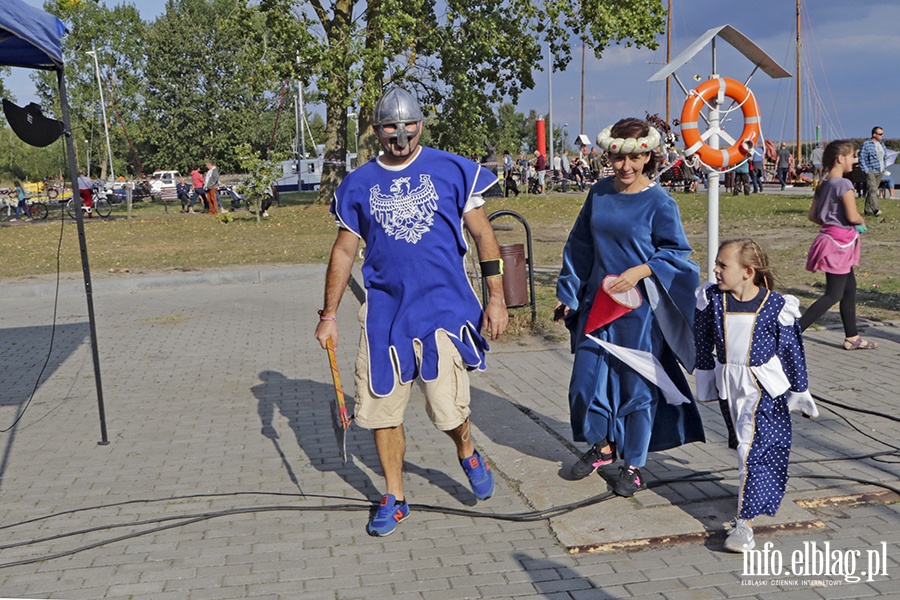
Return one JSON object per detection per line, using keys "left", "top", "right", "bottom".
{"left": 536, "top": 118, "right": 546, "bottom": 157}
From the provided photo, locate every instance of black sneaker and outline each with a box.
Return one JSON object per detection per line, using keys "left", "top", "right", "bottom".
{"left": 613, "top": 465, "right": 646, "bottom": 497}
{"left": 568, "top": 439, "right": 616, "bottom": 480}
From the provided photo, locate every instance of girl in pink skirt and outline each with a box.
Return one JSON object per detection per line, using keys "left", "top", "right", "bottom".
{"left": 798, "top": 140, "right": 876, "bottom": 350}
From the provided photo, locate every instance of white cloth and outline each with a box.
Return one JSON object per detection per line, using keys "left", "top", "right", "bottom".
{"left": 586, "top": 334, "right": 691, "bottom": 406}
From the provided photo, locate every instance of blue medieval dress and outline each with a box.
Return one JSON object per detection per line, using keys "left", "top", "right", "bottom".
{"left": 332, "top": 146, "right": 498, "bottom": 397}
{"left": 694, "top": 283, "right": 818, "bottom": 519}
{"left": 557, "top": 178, "right": 705, "bottom": 468}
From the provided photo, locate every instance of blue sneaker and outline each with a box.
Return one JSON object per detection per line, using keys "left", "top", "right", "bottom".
{"left": 460, "top": 450, "right": 494, "bottom": 500}
{"left": 366, "top": 494, "right": 409, "bottom": 537}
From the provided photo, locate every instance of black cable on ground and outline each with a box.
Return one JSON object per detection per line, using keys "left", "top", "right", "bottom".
{"left": 1, "top": 206, "right": 66, "bottom": 432}
{"left": 816, "top": 403, "right": 900, "bottom": 452}
{"left": 0, "top": 492, "right": 619, "bottom": 569}
{"left": 811, "top": 391, "right": 900, "bottom": 423}
{"left": 1, "top": 466, "right": 898, "bottom": 571}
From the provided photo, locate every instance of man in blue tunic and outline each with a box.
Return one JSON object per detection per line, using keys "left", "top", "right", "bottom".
{"left": 314, "top": 87, "right": 508, "bottom": 537}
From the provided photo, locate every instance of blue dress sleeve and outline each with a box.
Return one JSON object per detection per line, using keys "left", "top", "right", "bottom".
{"left": 646, "top": 194, "right": 698, "bottom": 298}
{"left": 644, "top": 192, "right": 700, "bottom": 371}
{"left": 774, "top": 297, "right": 819, "bottom": 417}
{"left": 777, "top": 315, "right": 809, "bottom": 393}
{"left": 556, "top": 195, "right": 595, "bottom": 311}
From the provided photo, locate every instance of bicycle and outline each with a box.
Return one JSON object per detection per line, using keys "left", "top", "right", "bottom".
{"left": 64, "top": 186, "right": 112, "bottom": 219}
{"left": 0, "top": 197, "right": 49, "bottom": 221}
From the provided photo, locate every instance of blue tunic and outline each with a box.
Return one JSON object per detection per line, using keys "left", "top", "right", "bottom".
{"left": 557, "top": 178, "right": 705, "bottom": 466}
{"left": 333, "top": 146, "right": 498, "bottom": 397}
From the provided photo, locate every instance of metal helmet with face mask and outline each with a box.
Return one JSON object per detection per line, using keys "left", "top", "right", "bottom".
{"left": 373, "top": 87, "right": 423, "bottom": 151}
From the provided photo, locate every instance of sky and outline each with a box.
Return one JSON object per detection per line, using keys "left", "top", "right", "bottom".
{"left": 7, "top": 0, "right": 900, "bottom": 151}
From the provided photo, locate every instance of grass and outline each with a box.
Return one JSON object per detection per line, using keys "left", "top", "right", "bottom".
{"left": 2, "top": 187, "right": 898, "bottom": 337}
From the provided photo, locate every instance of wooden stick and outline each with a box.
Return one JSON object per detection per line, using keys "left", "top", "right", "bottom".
{"left": 325, "top": 339, "right": 351, "bottom": 429}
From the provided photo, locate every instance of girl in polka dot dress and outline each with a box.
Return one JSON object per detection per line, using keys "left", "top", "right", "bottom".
{"left": 694, "top": 239, "right": 819, "bottom": 553}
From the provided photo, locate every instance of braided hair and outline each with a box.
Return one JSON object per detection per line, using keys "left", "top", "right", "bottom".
{"left": 719, "top": 238, "right": 776, "bottom": 290}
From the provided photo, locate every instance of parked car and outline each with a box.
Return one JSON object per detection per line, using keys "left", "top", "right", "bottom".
{"left": 149, "top": 170, "right": 180, "bottom": 201}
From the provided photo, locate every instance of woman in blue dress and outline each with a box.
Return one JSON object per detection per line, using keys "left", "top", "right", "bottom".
{"left": 556, "top": 117, "right": 705, "bottom": 496}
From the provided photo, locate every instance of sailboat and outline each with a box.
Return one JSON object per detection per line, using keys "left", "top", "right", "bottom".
{"left": 792, "top": 0, "right": 845, "bottom": 164}
{"left": 272, "top": 82, "right": 357, "bottom": 193}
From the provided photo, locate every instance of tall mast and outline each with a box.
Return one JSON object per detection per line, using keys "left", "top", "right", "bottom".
{"left": 580, "top": 43, "right": 585, "bottom": 135}
{"left": 666, "top": 0, "right": 672, "bottom": 126}
{"left": 795, "top": 0, "right": 802, "bottom": 164}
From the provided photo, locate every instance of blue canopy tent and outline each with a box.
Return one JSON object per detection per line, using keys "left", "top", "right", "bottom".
{"left": 1, "top": 0, "right": 109, "bottom": 444}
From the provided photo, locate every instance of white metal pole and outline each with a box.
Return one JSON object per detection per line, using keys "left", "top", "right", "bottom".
{"left": 299, "top": 81, "right": 307, "bottom": 190}
{"left": 706, "top": 41, "right": 720, "bottom": 283}
{"left": 295, "top": 83, "right": 301, "bottom": 191}
{"left": 548, "top": 45, "right": 554, "bottom": 176}
{"left": 87, "top": 48, "right": 114, "bottom": 182}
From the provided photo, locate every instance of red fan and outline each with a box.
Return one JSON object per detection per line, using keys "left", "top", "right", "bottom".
{"left": 583, "top": 275, "right": 642, "bottom": 334}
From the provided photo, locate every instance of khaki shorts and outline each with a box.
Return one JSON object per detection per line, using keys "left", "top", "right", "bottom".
{"left": 354, "top": 307, "right": 471, "bottom": 431}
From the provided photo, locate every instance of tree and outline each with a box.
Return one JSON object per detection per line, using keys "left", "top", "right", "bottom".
{"left": 34, "top": 0, "right": 147, "bottom": 180}
{"left": 0, "top": 126, "right": 66, "bottom": 183}
{"left": 142, "top": 0, "right": 283, "bottom": 173}
{"left": 258, "top": 0, "right": 666, "bottom": 203}
{"left": 234, "top": 142, "right": 288, "bottom": 222}
{"left": 0, "top": 67, "right": 12, "bottom": 104}
{"left": 494, "top": 103, "right": 529, "bottom": 157}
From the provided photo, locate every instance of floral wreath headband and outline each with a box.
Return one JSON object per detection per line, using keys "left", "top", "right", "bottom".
{"left": 596, "top": 126, "right": 662, "bottom": 155}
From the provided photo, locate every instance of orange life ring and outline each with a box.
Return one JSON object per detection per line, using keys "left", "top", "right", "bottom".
{"left": 680, "top": 77, "right": 760, "bottom": 169}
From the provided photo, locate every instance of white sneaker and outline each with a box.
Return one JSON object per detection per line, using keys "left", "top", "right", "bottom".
{"left": 724, "top": 517, "right": 755, "bottom": 552}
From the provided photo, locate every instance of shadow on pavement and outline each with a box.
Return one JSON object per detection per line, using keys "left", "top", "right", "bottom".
{"left": 513, "top": 552, "right": 615, "bottom": 598}
{"left": 252, "top": 372, "right": 489, "bottom": 505}
{"left": 0, "top": 322, "right": 90, "bottom": 494}
{"left": 252, "top": 370, "right": 379, "bottom": 499}
{"left": 471, "top": 386, "right": 574, "bottom": 463}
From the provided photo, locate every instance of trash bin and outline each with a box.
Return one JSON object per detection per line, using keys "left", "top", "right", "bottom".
{"left": 499, "top": 243, "right": 528, "bottom": 307}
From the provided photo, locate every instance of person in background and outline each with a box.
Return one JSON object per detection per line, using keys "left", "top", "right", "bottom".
{"left": 517, "top": 153, "right": 529, "bottom": 189}
{"left": 314, "top": 86, "right": 507, "bottom": 537}
{"left": 177, "top": 177, "right": 194, "bottom": 213}
{"left": 502, "top": 149, "right": 513, "bottom": 178}
{"left": 799, "top": 140, "right": 876, "bottom": 350}
{"left": 776, "top": 143, "right": 793, "bottom": 191}
{"left": 749, "top": 145, "right": 764, "bottom": 193}
{"left": 589, "top": 147, "right": 603, "bottom": 181}
{"left": 556, "top": 117, "right": 704, "bottom": 498}
{"left": 694, "top": 238, "right": 817, "bottom": 553}
{"left": 570, "top": 157, "right": 586, "bottom": 191}
{"left": 733, "top": 158, "right": 751, "bottom": 196}
{"left": 858, "top": 126, "right": 887, "bottom": 217}
{"left": 810, "top": 141, "right": 825, "bottom": 188}
{"left": 11, "top": 180, "right": 31, "bottom": 222}
{"left": 204, "top": 160, "right": 220, "bottom": 215}
{"left": 880, "top": 172, "right": 897, "bottom": 200}
{"left": 534, "top": 150, "right": 546, "bottom": 194}
{"left": 190, "top": 167, "right": 207, "bottom": 213}
{"left": 503, "top": 150, "right": 519, "bottom": 197}
{"left": 683, "top": 153, "right": 702, "bottom": 193}
{"left": 76, "top": 170, "right": 94, "bottom": 218}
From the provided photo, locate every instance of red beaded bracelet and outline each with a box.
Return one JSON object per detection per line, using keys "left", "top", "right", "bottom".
{"left": 317, "top": 310, "right": 336, "bottom": 321}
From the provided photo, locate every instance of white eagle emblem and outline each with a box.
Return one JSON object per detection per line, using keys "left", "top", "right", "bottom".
{"left": 369, "top": 174, "right": 439, "bottom": 244}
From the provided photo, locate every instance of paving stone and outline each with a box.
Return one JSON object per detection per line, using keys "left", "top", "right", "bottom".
{"left": 0, "top": 266, "right": 896, "bottom": 599}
